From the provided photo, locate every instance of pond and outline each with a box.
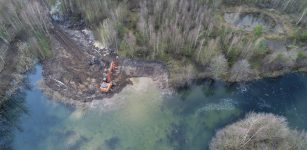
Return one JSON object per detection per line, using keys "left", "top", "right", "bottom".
{"left": 224, "top": 12, "right": 281, "bottom": 32}
{"left": 1, "top": 65, "right": 307, "bottom": 150}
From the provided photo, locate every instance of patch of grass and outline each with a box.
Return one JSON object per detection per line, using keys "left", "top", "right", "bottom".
{"left": 227, "top": 48, "right": 241, "bottom": 66}
{"left": 34, "top": 32, "right": 52, "bottom": 60}
{"left": 297, "top": 30, "right": 307, "bottom": 42}
{"left": 254, "top": 38, "right": 268, "bottom": 56}
{"left": 290, "top": 27, "right": 307, "bottom": 42}
{"left": 248, "top": 55, "right": 261, "bottom": 69}
{"left": 118, "top": 41, "right": 134, "bottom": 58}
{"left": 46, "top": 0, "right": 57, "bottom": 6}
{"left": 117, "top": 24, "right": 129, "bottom": 40}
{"left": 297, "top": 51, "right": 305, "bottom": 59}
{"left": 0, "top": 26, "right": 9, "bottom": 42}
{"left": 276, "top": 53, "right": 285, "bottom": 62}
{"left": 135, "top": 31, "right": 146, "bottom": 46}
{"left": 253, "top": 24, "right": 263, "bottom": 37}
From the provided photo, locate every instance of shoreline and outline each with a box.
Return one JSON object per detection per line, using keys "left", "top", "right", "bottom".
{"left": 37, "top": 61, "right": 307, "bottom": 106}
{"left": 38, "top": 76, "right": 169, "bottom": 109}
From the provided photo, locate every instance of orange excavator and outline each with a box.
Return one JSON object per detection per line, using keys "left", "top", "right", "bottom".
{"left": 99, "top": 60, "right": 117, "bottom": 93}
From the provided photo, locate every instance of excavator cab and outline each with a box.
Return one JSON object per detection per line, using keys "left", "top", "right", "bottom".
{"left": 100, "top": 81, "right": 112, "bottom": 93}
{"left": 99, "top": 60, "right": 117, "bottom": 93}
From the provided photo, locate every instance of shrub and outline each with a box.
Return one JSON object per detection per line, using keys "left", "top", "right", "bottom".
{"left": 297, "top": 30, "right": 307, "bottom": 42}
{"left": 253, "top": 25, "right": 263, "bottom": 38}
{"left": 297, "top": 51, "right": 305, "bottom": 59}
{"left": 276, "top": 52, "right": 297, "bottom": 68}
{"left": 196, "top": 39, "right": 221, "bottom": 65}
{"left": 209, "top": 54, "right": 229, "bottom": 79}
{"left": 254, "top": 38, "right": 268, "bottom": 56}
{"left": 229, "top": 59, "right": 252, "bottom": 81}
{"left": 210, "top": 113, "right": 307, "bottom": 150}
{"left": 34, "top": 32, "right": 52, "bottom": 59}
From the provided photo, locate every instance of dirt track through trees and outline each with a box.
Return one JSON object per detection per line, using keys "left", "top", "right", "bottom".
{"left": 50, "top": 25, "right": 85, "bottom": 61}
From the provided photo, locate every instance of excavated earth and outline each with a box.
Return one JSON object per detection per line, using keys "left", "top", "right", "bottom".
{"left": 41, "top": 23, "right": 169, "bottom": 103}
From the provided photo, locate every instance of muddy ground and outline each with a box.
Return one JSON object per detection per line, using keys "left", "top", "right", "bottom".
{"left": 41, "top": 22, "right": 169, "bottom": 103}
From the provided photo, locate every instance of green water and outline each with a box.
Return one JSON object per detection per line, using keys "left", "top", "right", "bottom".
{"left": 1, "top": 65, "right": 307, "bottom": 150}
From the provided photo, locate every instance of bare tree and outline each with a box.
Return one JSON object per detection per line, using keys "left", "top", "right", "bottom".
{"left": 137, "top": 0, "right": 209, "bottom": 57}
{"left": 209, "top": 54, "right": 228, "bottom": 79}
{"left": 297, "top": 8, "right": 307, "bottom": 25}
{"left": 230, "top": 59, "right": 252, "bottom": 81}
{"left": 20, "top": 1, "right": 50, "bottom": 34}
{"left": 210, "top": 113, "right": 307, "bottom": 150}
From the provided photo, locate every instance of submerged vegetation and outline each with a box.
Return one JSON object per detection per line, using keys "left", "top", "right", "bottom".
{"left": 210, "top": 113, "right": 307, "bottom": 150}
{"left": 0, "top": 92, "right": 27, "bottom": 149}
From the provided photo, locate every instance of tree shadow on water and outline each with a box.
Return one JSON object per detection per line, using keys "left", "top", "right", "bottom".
{"left": 237, "top": 73, "right": 306, "bottom": 114}
{"left": 0, "top": 90, "right": 28, "bottom": 149}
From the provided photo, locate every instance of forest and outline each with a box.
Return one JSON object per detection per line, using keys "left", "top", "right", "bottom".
{"left": 51, "top": 0, "right": 307, "bottom": 86}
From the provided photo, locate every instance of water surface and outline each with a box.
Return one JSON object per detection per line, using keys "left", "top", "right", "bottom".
{"left": 2, "top": 65, "right": 307, "bottom": 150}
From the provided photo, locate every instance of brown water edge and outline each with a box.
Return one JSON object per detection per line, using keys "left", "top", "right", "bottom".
{"left": 38, "top": 77, "right": 170, "bottom": 110}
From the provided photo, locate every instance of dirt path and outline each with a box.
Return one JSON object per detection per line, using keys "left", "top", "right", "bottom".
{"left": 50, "top": 26, "right": 85, "bottom": 61}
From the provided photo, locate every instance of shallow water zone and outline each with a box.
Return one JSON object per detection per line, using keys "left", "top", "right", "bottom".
{"left": 2, "top": 65, "right": 307, "bottom": 150}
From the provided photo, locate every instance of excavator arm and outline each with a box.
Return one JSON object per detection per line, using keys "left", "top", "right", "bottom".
{"left": 99, "top": 60, "right": 118, "bottom": 93}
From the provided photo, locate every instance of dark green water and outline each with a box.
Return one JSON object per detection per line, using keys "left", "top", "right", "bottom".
{"left": 1, "top": 65, "right": 307, "bottom": 150}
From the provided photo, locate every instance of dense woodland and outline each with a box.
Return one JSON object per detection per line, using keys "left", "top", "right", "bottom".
{"left": 50, "top": 0, "right": 307, "bottom": 85}
{"left": 0, "top": 0, "right": 307, "bottom": 86}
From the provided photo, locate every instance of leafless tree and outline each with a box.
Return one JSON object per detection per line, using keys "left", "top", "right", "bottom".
{"left": 230, "top": 59, "right": 252, "bottom": 81}
{"left": 210, "top": 113, "right": 307, "bottom": 150}
{"left": 209, "top": 54, "right": 228, "bottom": 79}
{"left": 137, "top": 0, "right": 209, "bottom": 57}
